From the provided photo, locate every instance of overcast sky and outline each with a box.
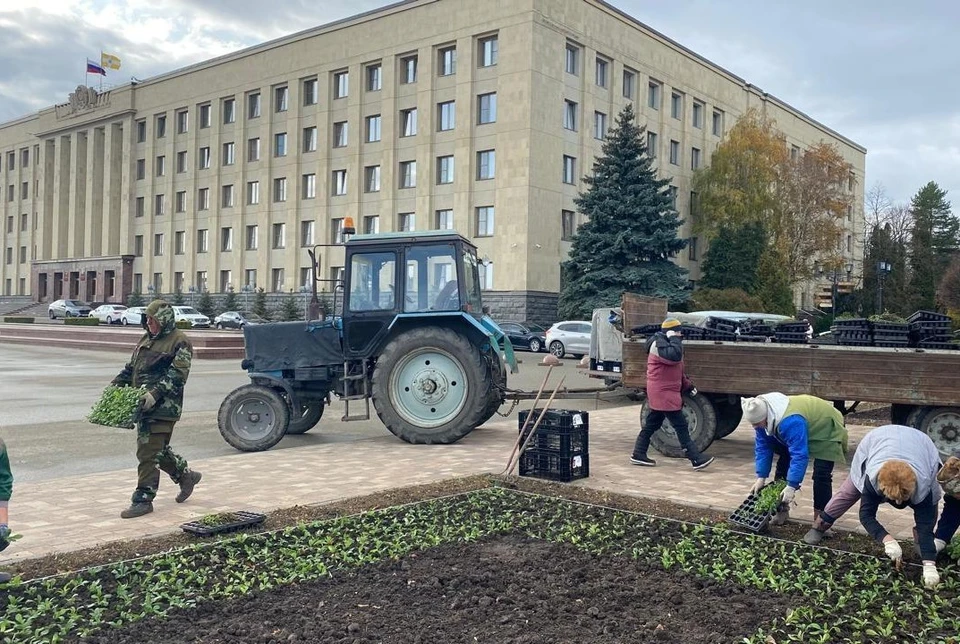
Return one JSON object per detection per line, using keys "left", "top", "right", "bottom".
{"left": 0, "top": 0, "right": 956, "bottom": 207}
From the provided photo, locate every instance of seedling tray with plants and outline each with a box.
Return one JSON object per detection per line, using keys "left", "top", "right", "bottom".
{"left": 729, "top": 480, "right": 787, "bottom": 533}
{"left": 87, "top": 385, "right": 145, "bottom": 429}
{"left": 180, "top": 511, "right": 266, "bottom": 537}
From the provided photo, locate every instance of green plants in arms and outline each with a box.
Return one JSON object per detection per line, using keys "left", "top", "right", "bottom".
{"left": 87, "top": 385, "right": 146, "bottom": 428}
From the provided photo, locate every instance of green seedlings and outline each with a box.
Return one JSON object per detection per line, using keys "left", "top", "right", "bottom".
{"left": 755, "top": 480, "right": 788, "bottom": 513}
{"left": 87, "top": 385, "right": 146, "bottom": 428}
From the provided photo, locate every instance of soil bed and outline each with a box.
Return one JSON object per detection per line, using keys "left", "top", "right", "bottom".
{"left": 74, "top": 535, "right": 789, "bottom": 644}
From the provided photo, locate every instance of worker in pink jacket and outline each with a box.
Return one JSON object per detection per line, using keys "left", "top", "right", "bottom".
{"left": 631, "top": 318, "right": 714, "bottom": 470}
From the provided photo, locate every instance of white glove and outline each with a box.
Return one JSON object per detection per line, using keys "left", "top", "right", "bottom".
{"left": 140, "top": 391, "right": 157, "bottom": 411}
{"left": 666, "top": 330, "right": 680, "bottom": 338}
{"left": 750, "top": 478, "right": 766, "bottom": 494}
{"left": 780, "top": 485, "right": 797, "bottom": 505}
{"left": 883, "top": 538, "right": 903, "bottom": 562}
{"left": 922, "top": 563, "right": 940, "bottom": 589}
{"left": 934, "top": 538, "right": 947, "bottom": 554}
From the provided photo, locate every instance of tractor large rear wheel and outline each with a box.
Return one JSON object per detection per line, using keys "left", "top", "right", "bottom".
{"left": 371, "top": 327, "right": 492, "bottom": 444}
{"left": 218, "top": 384, "right": 290, "bottom": 451}
{"left": 644, "top": 393, "right": 717, "bottom": 458}
{"left": 479, "top": 349, "right": 507, "bottom": 425}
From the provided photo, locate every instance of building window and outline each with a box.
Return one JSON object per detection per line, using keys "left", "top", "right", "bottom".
{"left": 563, "top": 100, "right": 578, "bottom": 131}
{"left": 435, "top": 209, "right": 453, "bottom": 230}
{"left": 364, "top": 215, "right": 380, "bottom": 234}
{"left": 669, "top": 140, "right": 680, "bottom": 165}
{"left": 671, "top": 92, "right": 682, "bottom": 119}
{"left": 197, "top": 188, "right": 210, "bottom": 211}
{"left": 136, "top": 159, "right": 145, "bottom": 180}
{"left": 220, "top": 227, "right": 233, "bottom": 253}
{"left": 439, "top": 45, "right": 456, "bottom": 76}
{"left": 562, "top": 155, "right": 576, "bottom": 184}
{"left": 401, "top": 54, "right": 418, "bottom": 83}
{"left": 561, "top": 210, "right": 576, "bottom": 241}
{"left": 247, "top": 181, "right": 260, "bottom": 205}
{"left": 594, "top": 111, "right": 607, "bottom": 140}
{"left": 623, "top": 68, "right": 636, "bottom": 100}
{"left": 176, "top": 150, "right": 187, "bottom": 173}
{"left": 153, "top": 233, "right": 164, "bottom": 256}
{"left": 565, "top": 43, "right": 579, "bottom": 75}
{"left": 196, "top": 270, "right": 208, "bottom": 291}
{"left": 648, "top": 81, "right": 661, "bottom": 110}
{"left": 595, "top": 57, "right": 608, "bottom": 87}
{"left": 301, "top": 220, "right": 314, "bottom": 247}
{"left": 331, "top": 218, "right": 345, "bottom": 244}
{"left": 20, "top": 213, "right": 27, "bottom": 231}
{"left": 175, "top": 190, "right": 186, "bottom": 212}
{"left": 197, "top": 229, "right": 209, "bottom": 253}
{"left": 247, "top": 93, "right": 260, "bottom": 119}
{"left": 247, "top": 138, "right": 261, "bottom": 162}
{"left": 220, "top": 98, "right": 235, "bottom": 124}
{"left": 152, "top": 273, "right": 163, "bottom": 293}
{"left": 478, "top": 35, "right": 498, "bottom": 67}
{"left": 303, "top": 127, "right": 318, "bottom": 152}
{"left": 155, "top": 114, "right": 166, "bottom": 138}
{"left": 668, "top": 186, "right": 678, "bottom": 210}
{"left": 176, "top": 110, "right": 188, "bottom": 134}
{"left": 175, "top": 231, "right": 186, "bottom": 255}
{"left": 303, "top": 78, "right": 318, "bottom": 106}
{"left": 478, "top": 93, "right": 497, "bottom": 124}
{"left": 134, "top": 235, "right": 143, "bottom": 256}
{"left": 222, "top": 142, "right": 235, "bottom": 166}
{"left": 399, "top": 212, "right": 415, "bottom": 232}
{"left": 133, "top": 273, "right": 143, "bottom": 293}
{"left": 271, "top": 268, "right": 284, "bottom": 292}
{"left": 647, "top": 131, "right": 658, "bottom": 158}
{"left": 479, "top": 262, "right": 493, "bottom": 290}
{"left": 847, "top": 234, "right": 853, "bottom": 252}
{"left": 302, "top": 173, "right": 316, "bottom": 199}
{"left": 332, "top": 169, "right": 347, "bottom": 196}
{"left": 437, "top": 155, "right": 454, "bottom": 184}
{"left": 220, "top": 270, "right": 232, "bottom": 292}
{"left": 18, "top": 246, "right": 26, "bottom": 264}
{"left": 791, "top": 145, "right": 800, "bottom": 161}
{"left": 399, "top": 161, "right": 416, "bottom": 188}
{"left": 136, "top": 120, "right": 147, "bottom": 142}
{"left": 199, "top": 103, "right": 211, "bottom": 128}
{"left": 222, "top": 184, "right": 235, "bottom": 207}
{"left": 154, "top": 194, "right": 165, "bottom": 216}
{"left": 362, "top": 114, "right": 382, "bottom": 143}
{"left": 333, "top": 71, "right": 349, "bottom": 99}
{"left": 273, "top": 223, "right": 286, "bottom": 249}
{"left": 199, "top": 147, "right": 211, "bottom": 169}
{"left": 692, "top": 102, "right": 704, "bottom": 129}
{"left": 299, "top": 267, "right": 312, "bottom": 288}
{"left": 438, "top": 101, "right": 455, "bottom": 131}
{"left": 333, "top": 121, "right": 348, "bottom": 148}
{"left": 245, "top": 225, "right": 258, "bottom": 250}
{"left": 5, "top": 217, "right": 11, "bottom": 233}
{"left": 477, "top": 149, "right": 495, "bottom": 180}
{"left": 691, "top": 147, "right": 701, "bottom": 170}
{"left": 366, "top": 63, "right": 382, "bottom": 91}
{"left": 713, "top": 110, "right": 723, "bottom": 136}
{"left": 273, "top": 177, "right": 287, "bottom": 202}
{"left": 20, "top": 182, "right": 27, "bottom": 200}
{"left": 272, "top": 85, "right": 288, "bottom": 113}
{"left": 476, "top": 206, "right": 494, "bottom": 237}
{"left": 686, "top": 236, "right": 699, "bottom": 261}
{"left": 275, "top": 133, "right": 287, "bottom": 157}
{"left": 244, "top": 270, "right": 257, "bottom": 288}
{"left": 400, "top": 108, "right": 418, "bottom": 137}
{"left": 155, "top": 155, "right": 165, "bottom": 176}
{"left": 364, "top": 165, "right": 381, "bottom": 192}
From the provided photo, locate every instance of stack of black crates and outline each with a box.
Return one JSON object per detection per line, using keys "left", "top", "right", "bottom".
{"left": 831, "top": 318, "right": 872, "bottom": 346}
{"left": 518, "top": 409, "right": 589, "bottom": 483}
{"left": 703, "top": 316, "right": 739, "bottom": 342}
{"left": 739, "top": 319, "right": 774, "bottom": 343}
{"left": 871, "top": 320, "right": 910, "bottom": 348}
{"left": 908, "top": 311, "right": 955, "bottom": 349}
{"left": 774, "top": 321, "right": 810, "bottom": 344}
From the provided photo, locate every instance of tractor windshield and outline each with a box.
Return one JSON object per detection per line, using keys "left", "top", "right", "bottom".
{"left": 461, "top": 249, "right": 483, "bottom": 315}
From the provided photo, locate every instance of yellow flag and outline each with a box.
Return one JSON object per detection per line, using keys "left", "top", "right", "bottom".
{"left": 101, "top": 52, "right": 121, "bottom": 71}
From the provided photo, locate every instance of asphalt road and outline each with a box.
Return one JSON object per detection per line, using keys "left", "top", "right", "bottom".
{"left": 1, "top": 343, "right": 633, "bottom": 483}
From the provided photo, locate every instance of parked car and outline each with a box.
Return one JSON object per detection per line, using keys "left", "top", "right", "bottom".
{"left": 214, "top": 310, "right": 267, "bottom": 330}
{"left": 120, "top": 306, "right": 146, "bottom": 326}
{"left": 498, "top": 321, "right": 548, "bottom": 353}
{"left": 172, "top": 306, "right": 211, "bottom": 328}
{"left": 545, "top": 320, "right": 593, "bottom": 358}
{"left": 48, "top": 299, "right": 92, "bottom": 319}
{"left": 90, "top": 304, "right": 128, "bottom": 324}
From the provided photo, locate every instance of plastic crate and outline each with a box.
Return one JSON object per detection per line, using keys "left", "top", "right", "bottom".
{"left": 832, "top": 318, "right": 871, "bottom": 328}
{"left": 592, "top": 360, "right": 622, "bottom": 374}
{"left": 519, "top": 449, "right": 589, "bottom": 482}
{"left": 705, "top": 316, "right": 739, "bottom": 332}
{"left": 728, "top": 485, "right": 783, "bottom": 533}
{"left": 737, "top": 335, "right": 769, "bottom": 343}
{"left": 907, "top": 310, "right": 951, "bottom": 323}
{"left": 180, "top": 511, "right": 266, "bottom": 537}
{"left": 871, "top": 322, "right": 909, "bottom": 333}
{"left": 519, "top": 408, "right": 589, "bottom": 432}
{"left": 680, "top": 326, "right": 706, "bottom": 340}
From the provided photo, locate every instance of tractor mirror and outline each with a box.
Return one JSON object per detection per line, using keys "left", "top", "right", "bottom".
{"left": 343, "top": 216, "right": 356, "bottom": 236}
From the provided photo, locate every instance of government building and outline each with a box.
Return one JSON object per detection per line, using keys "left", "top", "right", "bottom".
{"left": 0, "top": 0, "right": 865, "bottom": 322}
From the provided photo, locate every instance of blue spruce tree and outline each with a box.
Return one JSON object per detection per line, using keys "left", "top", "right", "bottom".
{"left": 558, "top": 103, "right": 689, "bottom": 320}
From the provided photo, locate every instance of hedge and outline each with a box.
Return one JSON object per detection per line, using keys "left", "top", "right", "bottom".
{"left": 175, "top": 320, "right": 192, "bottom": 329}
{"left": 64, "top": 317, "right": 101, "bottom": 326}
{"left": 3, "top": 316, "right": 34, "bottom": 323}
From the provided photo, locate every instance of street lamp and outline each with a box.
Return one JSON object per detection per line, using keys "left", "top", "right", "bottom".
{"left": 815, "top": 261, "right": 854, "bottom": 315}
{"left": 299, "top": 285, "right": 310, "bottom": 319}
{"left": 146, "top": 284, "right": 155, "bottom": 301}
{"left": 877, "top": 260, "right": 892, "bottom": 313}
{"left": 241, "top": 283, "right": 253, "bottom": 310}
{"left": 188, "top": 285, "right": 197, "bottom": 306}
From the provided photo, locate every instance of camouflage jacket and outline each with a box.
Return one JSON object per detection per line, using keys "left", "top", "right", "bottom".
{"left": 0, "top": 438, "right": 12, "bottom": 504}
{"left": 112, "top": 300, "right": 193, "bottom": 422}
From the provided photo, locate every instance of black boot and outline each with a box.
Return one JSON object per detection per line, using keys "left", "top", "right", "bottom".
{"left": 120, "top": 502, "right": 154, "bottom": 519}
{"left": 176, "top": 470, "right": 202, "bottom": 503}
{"left": 0, "top": 571, "right": 11, "bottom": 584}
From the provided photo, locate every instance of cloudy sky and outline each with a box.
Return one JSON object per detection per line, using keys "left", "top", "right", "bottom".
{"left": 0, "top": 0, "right": 956, "bottom": 206}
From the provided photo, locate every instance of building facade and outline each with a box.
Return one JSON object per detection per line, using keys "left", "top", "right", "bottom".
{"left": 0, "top": 0, "right": 865, "bottom": 321}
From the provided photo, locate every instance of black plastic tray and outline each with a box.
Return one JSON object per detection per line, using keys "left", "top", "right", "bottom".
{"left": 181, "top": 511, "right": 266, "bottom": 537}
{"left": 729, "top": 486, "right": 782, "bottom": 533}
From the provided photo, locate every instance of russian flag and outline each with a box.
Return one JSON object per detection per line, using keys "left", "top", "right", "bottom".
{"left": 86, "top": 59, "right": 106, "bottom": 76}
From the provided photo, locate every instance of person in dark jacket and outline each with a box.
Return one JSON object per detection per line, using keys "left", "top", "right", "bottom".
{"left": 803, "top": 425, "right": 942, "bottom": 589}
{"left": 0, "top": 437, "right": 13, "bottom": 583}
{"left": 934, "top": 452, "right": 960, "bottom": 554}
{"left": 112, "top": 300, "right": 202, "bottom": 518}
{"left": 631, "top": 318, "right": 714, "bottom": 470}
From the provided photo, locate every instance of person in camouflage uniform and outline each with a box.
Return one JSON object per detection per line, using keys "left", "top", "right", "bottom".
{"left": 112, "top": 299, "right": 202, "bottom": 518}
{"left": 0, "top": 436, "right": 13, "bottom": 583}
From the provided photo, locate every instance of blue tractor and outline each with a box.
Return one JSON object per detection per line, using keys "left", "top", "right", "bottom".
{"left": 217, "top": 223, "right": 518, "bottom": 451}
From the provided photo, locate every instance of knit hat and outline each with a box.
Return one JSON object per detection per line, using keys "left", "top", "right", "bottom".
{"left": 741, "top": 397, "right": 768, "bottom": 426}
{"left": 661, "top": 318, "right": 681, "bottom": 330}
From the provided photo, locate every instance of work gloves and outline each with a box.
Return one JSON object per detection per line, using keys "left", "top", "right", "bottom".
{"left": 922, "top": 563, "right": 940, "bottom": 589}
{"left": 140, "top": 391, "right": 157, "bottom": 411}
{"left": 0, "top": 524, "right": 9, "bottom": 552}
{"left": 883, "top": 538, "right": 903, "bottom": 563}
{"left": 750, "top": 478, "right": 766, "bottom": 495}
{"left": 780, "top": 485, "right": 797, "bottom": 505}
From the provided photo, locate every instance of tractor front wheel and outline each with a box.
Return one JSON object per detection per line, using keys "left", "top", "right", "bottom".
{"left": 371, "top": 327, "right": 492, "bottom": 444}
{"left": 218, "top": 384, "right": 290, "bottom": 451}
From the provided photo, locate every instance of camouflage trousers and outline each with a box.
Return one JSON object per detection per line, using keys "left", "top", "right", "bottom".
{"left": 133, "top": 419, "right": 188, "bottom": 503}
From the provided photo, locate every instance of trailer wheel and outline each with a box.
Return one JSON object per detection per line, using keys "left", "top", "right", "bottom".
{"left": 218, "top": 384, "right": 290, "bottom": 451}
{"left": 286, "top": 399, "right": 325, "bottom": 434}
{"left": 891, "top": 404, "right": 916, "bottom": 426}
{"left": 371, "top": 327, "right": 491, "bottom": 444}
{"left": 918, "top": 407, "right": 960, "bottom": 457}
{"left": 714, "top": 398, "right": 743, "bottom": 439}
{"left": 905, "top": 406, "right": 930, "bottom": 431}
{"left": 645, "top": 393, "right": 717, "bottom": 458}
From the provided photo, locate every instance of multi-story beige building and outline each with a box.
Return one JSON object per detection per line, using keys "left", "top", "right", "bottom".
{"left": 0, "top": 0, "right": 865, "bottom": 321}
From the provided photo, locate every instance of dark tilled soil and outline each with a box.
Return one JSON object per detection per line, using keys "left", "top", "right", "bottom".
{"left": 76, "top": 536, "right": 790, "bottom": 644}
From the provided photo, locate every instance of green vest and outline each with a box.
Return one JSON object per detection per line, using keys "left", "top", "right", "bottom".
{"left": 782, "top": 395, "right": 849, "bottom": 464}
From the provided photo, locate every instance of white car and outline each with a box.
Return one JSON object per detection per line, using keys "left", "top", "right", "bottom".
{"left": 545, "top": 320, "right": 593, "bottom": 358}
{"left": 47, "top": 299, "right": 92, "bottom": 319}
{"left": 173, "top": 306, "right": 211, "bottom": 328}
{"left": 120, "top": 306, "right": 146, "bottom": 326}
{"left": 90, "top": 304, "right": 128, "bottom": 324}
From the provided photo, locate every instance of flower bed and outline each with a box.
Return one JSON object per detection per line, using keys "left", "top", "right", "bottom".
{"left": 0, "top": 487, "right": 957, "bottom": 643}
